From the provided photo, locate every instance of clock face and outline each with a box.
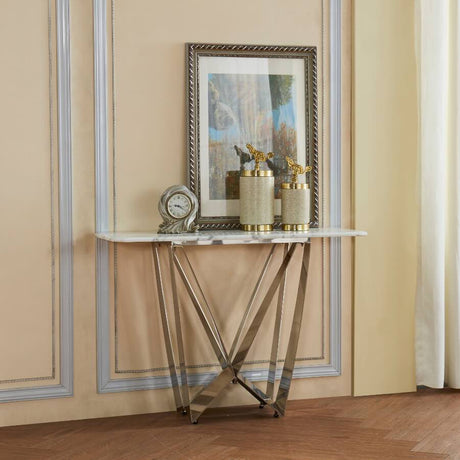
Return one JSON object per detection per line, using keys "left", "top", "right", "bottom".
{"left": 166, "top": 193, "right": 192, "bottom": 219}
{"left": 158, "top": 185, "right": 199, "bottom": 234}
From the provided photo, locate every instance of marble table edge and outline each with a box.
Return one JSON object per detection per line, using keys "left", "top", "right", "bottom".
{"left": 95, "top": 228, "right": 367, "bottom": 244}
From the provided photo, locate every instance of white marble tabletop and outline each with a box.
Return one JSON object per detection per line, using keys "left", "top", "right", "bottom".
{"left": 95, "top": 228, "right": 367, "bottom": 246}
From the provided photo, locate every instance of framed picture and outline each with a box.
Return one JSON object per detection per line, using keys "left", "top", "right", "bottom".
{"left": 186, "top": 43, "right": 318, "bottom": 230}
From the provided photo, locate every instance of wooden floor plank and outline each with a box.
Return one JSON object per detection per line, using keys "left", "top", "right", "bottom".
{"left": 1, "top": 389, "right": 459, "bottom": 459}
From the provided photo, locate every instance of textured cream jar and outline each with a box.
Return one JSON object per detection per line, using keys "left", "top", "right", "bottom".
{"left": 239, "top": 170, "right": 274, "bottom": 231}
{"left": 281, "top": 183, "right": 310, "bottom": 231}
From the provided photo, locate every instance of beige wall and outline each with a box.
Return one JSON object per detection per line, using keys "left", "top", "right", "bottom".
{"left": 353, "top": 0, "right": 418, "bottom": 395}
{"left": 0, "top": 0, "right": 356, "bottom": 427}
{"left": 0, "top": 1, "right": 59, "bottom": 388}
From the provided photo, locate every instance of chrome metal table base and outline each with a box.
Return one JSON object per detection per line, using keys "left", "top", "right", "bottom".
{"left": 150, "top": 241, "right": 311, "bottom": 424}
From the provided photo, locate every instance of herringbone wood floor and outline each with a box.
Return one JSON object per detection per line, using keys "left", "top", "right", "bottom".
{"left": 1, "top": 389, "right": 460, "bottom": 459}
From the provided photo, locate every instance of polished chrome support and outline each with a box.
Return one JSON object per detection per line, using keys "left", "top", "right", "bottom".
{"left": 267, "top": 244, "right": 289, "bottom": 399}
{"left": 274, "top": 243, "right": 311, "bottom": 415}
{"left": 151, "top": 243, "right": 182, "bottom": 411}
{"left": 176, "top": 246, "right": 229, "bottom": 363}
{"left": 236, "top": 376, "right": 271, "bottom": 408}
{"left": 158, "top": 240, "right": 310, "bottom": 424}
{"left": 232, "top": 243, "right": 299, "bottom": 373}
{"left": 186, "top": 243, "right": 298, "bottom": 424}
{"left": 173, "top": 250, "right": 230, "bottom": 369}
{"left": 229, "top": 244, "right": 276, "bottom": 361}
{"left": 173, "top": 247, "right": 234, "bottom": 422}
{"left": 236, "top": 374, "right": 275, "bottom": 407}
{"left": 189, "top": 367, "right": 234, "bottom": 424}
{"left": 169, "top": 245, "right": 190, "bottom": 414}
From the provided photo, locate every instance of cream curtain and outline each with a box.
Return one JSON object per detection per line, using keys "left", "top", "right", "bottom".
{"left": 415, "top": 0, "right": 460, "bottom": 388}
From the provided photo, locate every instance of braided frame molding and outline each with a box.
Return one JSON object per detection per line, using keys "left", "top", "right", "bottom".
{"left": 186, "top": 43, "right": 319, "bottom": 230}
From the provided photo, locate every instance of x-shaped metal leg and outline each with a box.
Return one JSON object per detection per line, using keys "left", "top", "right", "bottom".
{"left": 152, "top": 241, "right": 311, "bottom": 424}
{"left": 230, "top": 243, "right": 311, "bottom": 418}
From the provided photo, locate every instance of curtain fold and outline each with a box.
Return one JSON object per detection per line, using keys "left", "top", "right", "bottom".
{"left": 415, "top": 0, "right": 460, "bottom": 388}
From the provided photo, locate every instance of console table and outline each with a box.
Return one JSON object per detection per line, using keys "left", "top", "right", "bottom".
{"left": 96, "top": 229, "right": 366, "bottom": 424}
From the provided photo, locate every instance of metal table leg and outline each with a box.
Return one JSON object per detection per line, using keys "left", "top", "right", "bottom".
{"left": 187, "top": 243, "right": 299, "bottom": 423}
{"left": 172, "top": 249, "right": 230, "bottom": 370}
{"left": 158, "top": 240, "right": 311, "bottom": 424}
{"left": 233, "top": 242, "right": 311, "bottom": 418}
{"left": 266, "top": 243, "right": 289, "bottom": 400}
{"left": 170, "top": 243, "right": 299, "bottom": 423}
{"left": 232, "top": 243, "right": 299, "bottom": 373}
{"left": 273, "top": 242, "right": 311, "bottom": 416}
{"left": 168, "top": 245, "right": 189, "bottom": 415}
{"left": 151, "top": 243, "right": 183, "bottom": 412}
{"left": 229, "top": 244, "right": 276, "bottom": 361}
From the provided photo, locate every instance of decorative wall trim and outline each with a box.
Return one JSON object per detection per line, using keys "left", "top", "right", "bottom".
{"left": 0, "top": 0, "right": 57, "bottom": 387}
{"left": 97, "top": 364, "right": 342, "bottom": 394}
{"left": 329, "top": 0, "right": 342, "bottom": 376}
{"left": 94, "top": 0, "right": 112, "bottom": 392}
{"left": 0, "top": 0, "right": 73, "bottom": 403}
{"left": 96, "top": 0, "right": 343, "bottom": 393}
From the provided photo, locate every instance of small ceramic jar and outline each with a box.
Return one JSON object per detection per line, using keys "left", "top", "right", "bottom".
{"left": 239, "top": 170, "right": 274, "bottom": 232}
{"left": 281, "top": 183, "right": 310, "bottom": 231}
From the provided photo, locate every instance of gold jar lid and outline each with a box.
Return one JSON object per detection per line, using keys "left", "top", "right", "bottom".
{"left": 281, "top": 182, "right": 309, "bottom": 190}
{"left": 241, "top": 170, "right": 273, "bottom": 177}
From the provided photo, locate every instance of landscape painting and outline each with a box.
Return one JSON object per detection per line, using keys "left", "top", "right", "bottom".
{"left": 207, "top": 73, "right": 298, "bottom": 200}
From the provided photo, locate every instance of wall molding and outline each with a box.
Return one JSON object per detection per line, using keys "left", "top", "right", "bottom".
{"left": 329, "top": 0, "right": 342, "bottom": 376}
{"left": 94, "top": 0, "right": 112, "bottom": 393}
{"left": 95, "top": 0, "right": 343, "bottom": 393}
{"left": 0, "top": 0, "right": 74, "bottom": 403}
{"left": 97, "top": 364, "right": 342, "bottom": 394}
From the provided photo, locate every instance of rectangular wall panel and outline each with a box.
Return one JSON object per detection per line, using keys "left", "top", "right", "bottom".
{"left": 111, "top": 0, "right": 325, "bottom": 377}
{"left": 0, "top": 0, "right": 72, "bottom": 403}
{"left": 0, "top": 0, "right": 58, "bottom": 386}
{"left": 112, "top": 243, "right": 326, "bottom": 379}
{"left": 97, "top": 0, "right": 340, "bottom": 392}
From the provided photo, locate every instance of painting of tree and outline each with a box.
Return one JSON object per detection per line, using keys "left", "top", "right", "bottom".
{"left": 208, "top": 73, "right": 298, "bottom": 200}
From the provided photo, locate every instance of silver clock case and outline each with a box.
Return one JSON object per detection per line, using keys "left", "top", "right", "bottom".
{"left": 158, "top": 185, "right": 199, "bottom": 234}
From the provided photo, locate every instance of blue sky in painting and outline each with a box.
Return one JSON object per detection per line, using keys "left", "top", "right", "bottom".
{"left": 208, "top": 73, "right": 297, "bottom": 142}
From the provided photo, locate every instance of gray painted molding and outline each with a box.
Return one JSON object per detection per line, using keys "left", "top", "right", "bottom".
{"left": 329, "top": 0, "right": 342, "bottom": 376}
{"left": 99, "top": 365, "right": 342, "bottom": 394}
{"left": 94, "top": 0, "right": 112, "bottom": 393}
{"left": 0, "top": 0, "right": 74, "bottom": 403}
{"left": 95, "top": 0, "right": 343, "bottom": 393}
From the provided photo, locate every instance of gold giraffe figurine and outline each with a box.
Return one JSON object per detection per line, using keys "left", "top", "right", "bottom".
{"left": 246, "top": 143, "right": 274, "bottom": 171}
{"left": 286, "top": 156, "right": 313, "bottom": 183}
